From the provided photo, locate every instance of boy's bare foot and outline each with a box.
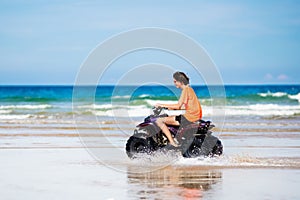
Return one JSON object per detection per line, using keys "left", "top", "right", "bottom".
{"left": 170, "top": 139, "right": 180, "bottom": 147}
{"left": 170, "top": 142, "right": 179, "bottom": 147}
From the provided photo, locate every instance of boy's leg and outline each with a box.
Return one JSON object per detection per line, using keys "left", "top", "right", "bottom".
{"left": 156, "top": 116, "right": 179, "bottom": 146}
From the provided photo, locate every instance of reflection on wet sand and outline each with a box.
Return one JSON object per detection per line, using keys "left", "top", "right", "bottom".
{"left": 127, "top": 166, "right": 222, "bottom": 199}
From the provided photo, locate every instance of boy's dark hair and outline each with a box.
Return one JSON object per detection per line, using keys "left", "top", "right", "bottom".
{"left": 173, "top": 71, "right": 189, "bottom": 85}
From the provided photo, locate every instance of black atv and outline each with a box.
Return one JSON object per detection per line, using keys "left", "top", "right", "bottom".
{"left": 126, "top": 107, "right": 223, "bottom": 159}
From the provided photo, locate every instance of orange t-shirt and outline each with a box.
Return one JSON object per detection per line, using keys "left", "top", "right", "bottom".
{"left": 179, "top": 86, "right": 202, "bottom": 122}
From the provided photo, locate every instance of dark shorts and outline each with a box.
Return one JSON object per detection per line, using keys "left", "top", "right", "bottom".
{"left": 175, "top": 115, "right": 192, "bottom": 127}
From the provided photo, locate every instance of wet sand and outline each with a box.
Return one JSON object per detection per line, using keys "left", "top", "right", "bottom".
{"left": 1, "top": 117, "right": 300, "bottom": 199}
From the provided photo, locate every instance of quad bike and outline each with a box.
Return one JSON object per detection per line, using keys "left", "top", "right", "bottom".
{"left": 126, "top": 107, "right": 223, "bottom": 159}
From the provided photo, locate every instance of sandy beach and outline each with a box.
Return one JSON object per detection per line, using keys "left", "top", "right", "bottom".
{"left": 1, "top": 114, "right": 300, "bottom": 200}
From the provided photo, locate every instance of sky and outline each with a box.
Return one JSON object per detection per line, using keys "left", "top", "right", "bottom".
{"left": 0, "top": 0, "right": 300, "bottom": 85}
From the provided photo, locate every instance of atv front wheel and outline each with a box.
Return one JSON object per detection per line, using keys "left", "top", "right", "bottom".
{"left": 126, "top": 136, "right": 152, "bottom": 159}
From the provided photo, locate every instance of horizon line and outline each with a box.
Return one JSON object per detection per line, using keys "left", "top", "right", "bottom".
{"left": 0, "top": 83, "right": 300, "bottom": 87}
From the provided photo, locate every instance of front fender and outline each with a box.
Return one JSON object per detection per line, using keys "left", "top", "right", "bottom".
{"left": 134, "top": 123, "right": 160, "bottom": 138}
{"left": 132, "top": 129, "right": 148, "bottom": 139}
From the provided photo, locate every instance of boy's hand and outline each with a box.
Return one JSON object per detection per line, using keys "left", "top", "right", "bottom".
{"left": 155, "top": 103, "right": 162, "bottom": 108}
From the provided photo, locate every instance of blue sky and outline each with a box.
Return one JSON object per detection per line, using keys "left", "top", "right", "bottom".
{"left": 0, "top": 0, "right": 299, "bottom": 85}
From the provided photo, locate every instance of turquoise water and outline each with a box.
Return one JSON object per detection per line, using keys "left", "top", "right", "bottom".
{"left": 1, "top": 85, "right": 299, "bottom": 103}
{"left": 0, "top": 85, "right": 299, "bottom": 120}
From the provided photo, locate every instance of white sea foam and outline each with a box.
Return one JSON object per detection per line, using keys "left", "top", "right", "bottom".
{"left": 78, "top": 104, "right": 113, "bottom": 109}
{"left": 145, "top": 99, "right": 178, "bottom": 106}
{"left": 174, "top": 154, "right": 300, "bottom": 168}
{"left": 78, "top": 104, "right": 147, "bottom": 110}
{"left": 138, "top": 94, "right": 150, "bottom": 98}
{"left": 288, "top": 93, "right": 300, "bottom": 102}
{"left": 78, "top": 103, "right": 145, "bottom": 116}
{"left": 0, "top": 104, "right": 52, "bottom": 110}
{"left": 92, "top": 107, "right": 151, "bottom": 117}
{"left": 111, "top": 95, "right": 131, "bottom": 99}
{"left": 92, "top": 107, "right": 183, "bottom": 118}
{"left": 0, "top": 114, "right": 54, "bottom": 120}
{"left": 224, "top": 104, "right": 300, "bottom": 116}
{"left": 0, "top": 114, "right": 33, "bottom": 120}
{"left": 258, "top": 91, "right": 300, "bottom": 103}
{"left": 77, "top": 103, "right": 300, "bottom": 118}
{"left": 130, "top": 152, "right": 300, "bottom": 168}
{"left": 258, "top": 91, "right": 288, "bottom": 97}
{"left": 0, "top": 110, "right": 12, "bottom": 114}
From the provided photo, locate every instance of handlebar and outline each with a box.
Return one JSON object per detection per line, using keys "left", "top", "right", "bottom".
{"left": 152, "top": 106, "right": 186, "bottom": 117}
{"left": 152, "top": 106, "right": 167, "bottom": 116}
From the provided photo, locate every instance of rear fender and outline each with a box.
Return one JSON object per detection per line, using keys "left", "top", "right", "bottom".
{"left": 198, "top": 120, "right": 215, "bottom": 130}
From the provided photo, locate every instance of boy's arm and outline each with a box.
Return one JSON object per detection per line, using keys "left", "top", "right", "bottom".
{"left": 156, "top": 88, "right": 187, "bottom": 110}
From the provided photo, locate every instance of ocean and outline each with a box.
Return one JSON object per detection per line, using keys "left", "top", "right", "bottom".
{"left": 1, "top": 85, "right": 300, "bottom": 120}
{"left": 1, "top": 85, "right": 300, "bottom": 199}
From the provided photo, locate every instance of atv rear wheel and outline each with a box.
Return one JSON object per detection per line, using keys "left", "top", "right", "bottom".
{"left": 182, "top": 136, "right": 205, "bottom": 158}
{"left": 201, "top": 135, "right": 223, "bottom": 156}
{"left": 182, "top": 135, "right": 223, "bottom": 158}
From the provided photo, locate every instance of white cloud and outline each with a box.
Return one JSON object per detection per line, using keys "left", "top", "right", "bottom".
{"left": 277, "top": 74, "right": 288, "bottom": 81}
{"left": 264, "top": 73, "right": 273, "bottom": 80}
{"left": 264, "top": 73, "right": 289, "bottom": 82}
